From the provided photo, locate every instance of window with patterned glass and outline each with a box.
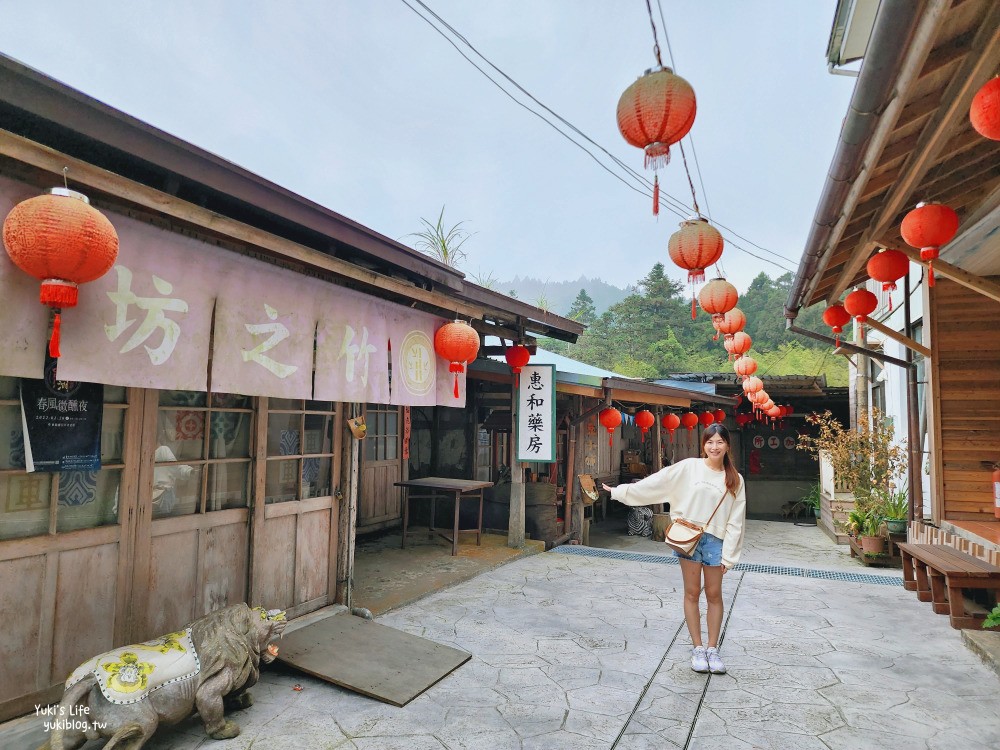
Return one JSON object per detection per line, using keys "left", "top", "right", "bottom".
{"left": 265, "top": 399, "right": 336, "bottom": 504}
{"left": 155, "top": 390, "right": 253, "bottom": 518}
{"left": 364, "top": 404, "right": 399, "bottom": 462}
{"left": 0, "top": 376, "right": 128, "bottom": 540}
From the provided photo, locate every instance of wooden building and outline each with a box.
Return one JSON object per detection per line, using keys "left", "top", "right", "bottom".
{"left": 0, "top": 56, "right": 584, "bottom": 721}
{"left": 786, "top": 0, "right": 1000, "bottom": 562}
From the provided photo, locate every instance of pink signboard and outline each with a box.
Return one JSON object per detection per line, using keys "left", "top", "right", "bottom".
{"left": 210, "top": 260, "right": 322, "bottom": 400}
{"left": 388, "top": 311, "right": 438, "bottom": 406}
{"left": 314, "top": 291, "right": 391, "bottom": 404}
{"left": 55, "top": 212, "right": 222, "bottom": 391}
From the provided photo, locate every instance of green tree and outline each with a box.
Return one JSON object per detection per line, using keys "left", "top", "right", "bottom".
{"left": 567, "top": 289, "right": 597, "bottom": 327}
{"left": 408, "top": 206, "right": 473, "bottom": 268}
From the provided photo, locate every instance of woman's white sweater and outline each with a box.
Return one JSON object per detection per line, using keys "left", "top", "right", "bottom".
{"left": 610, "top": 457, "right": 747, "bottom": 569}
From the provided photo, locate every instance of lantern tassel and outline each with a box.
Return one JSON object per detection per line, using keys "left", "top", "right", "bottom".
{"left": 652, "top": 175, "right": 659, "bottom": 217}
{"left": 49, "top": 311, "right": 62, "bottom": 358}
{"left": 690, "top": 295, "right": 696, "bottom": 321}
{"left": 453, "top": 373, "right": 460, "bottom": 399}
{"left": 928, "top": 262, "right": 935, "bottom": 287}
{"left": 888, "top": 291, "right": 893, "bottom": 312}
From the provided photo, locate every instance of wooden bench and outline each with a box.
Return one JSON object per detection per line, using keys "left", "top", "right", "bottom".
{"left": 897, "top": 543, "right": 1000, "bottom": 629}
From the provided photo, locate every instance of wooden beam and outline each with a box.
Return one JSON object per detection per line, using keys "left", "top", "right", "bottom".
{"left": 0, "top": 129, "right": 487, "bottom": 321}
{"left": 865, "top": 317, "right": 933, "bottom": 359}
{"left": 828, "top": 3, "right": 1000, "bottom": 302}
{"left": 897, "top": 245, "right": 1000, "bottom": 305}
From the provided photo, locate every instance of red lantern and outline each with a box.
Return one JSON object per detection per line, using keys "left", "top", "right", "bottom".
{"left": 504, "top": 344, "right": 531, "bottom": 385}
{"left": 661, "top": 412, "right": 681, "bottom": 442}
{"left": 730, "top": 331, "right": 752, "bottom": 359}
{"left": 900, "top": 202, "right": 959, "bottom": 287}
{"left": 718, "top": 307, "right": 746, "bottom": 339}
{"left": 617, "top": 67, "right": 696, "bottom": 215}
{"left": 970, "top": 76, "right": 1000, "bottom": 141}
{"left": 3, "top": 188, "right": 119, "bottom": 358}
{"left": 822, "top": 303, "right": 852, "bottom": 347}
{"left": 844, "top": 289, "right": 878, "bottom": 324}
{"left": 434, "top": 320, "right": 480, "bottom": 398}
{"left": 713, "top": 408, "right": 726, "bottom": 423}
{"left": 680, "top": 411, "right": 699, "bottom": 431}
{"left": 599, "top": 407, "right": 622, "bottom": 446}
{"left": 698, "top": 411, "right": 715, "bottom": 427}
{"left": 785, "top": 405, "right": 794, "bottom": 416}
{"left": 635, "top": 409, "right": 655, "bottom": 442}
{"left": 866, "top": 249, "right": 910, "bottom": 311}
{"left": 734, "top": 356, "right": 757, "bottom": 380}
{"left": 698, "top": 277, "right": 739, "bottom": 331}
{"left": 668, "top": 218, "right": 725, "bottom": 318}
{"left": 744, "top": 375, "right": 764, "bottom": 394}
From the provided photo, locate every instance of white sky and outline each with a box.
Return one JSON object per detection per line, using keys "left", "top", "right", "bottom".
{"left": 0, "top": 1, "right": 857, "bottom": 293}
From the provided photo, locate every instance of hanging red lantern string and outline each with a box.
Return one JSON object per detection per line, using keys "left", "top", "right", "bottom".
{"left": 766, "top": 404, "right": 782, "bottom": 429}
{"left": 617, "top": 67, "right": 697, "bottom": 215}
{"left": 661, "top": 412, "right": 681, "bottom": 442}
{"left": 680, "top": 411, "right": 699, "bottom": 431}
{"left": 504, "top": 344, "right": 531, "bottom": 387}
{"left": 434, "top": 320, "right": 480, "bottom": 398}
{"left": 743, "top": 375, "right": 764, "bottom": 394}
{"left": 822, "top": 303, "right": 852, "bottom": 348}
{"left": 635, "top": 409, "right": 655, "bottom": 443}
{"left": 900, "top": 202, "right": 959, "bottom": 287}
{"left": 844, "top": 288, "right": 878, "bottom": 324}
{"left": 866, "top": 248, "right": 910, "bottom": 311}
{"left": 668, "top": 217, "right": 725, "bottom": 319}
{"left": 734, "top": 356, "right": 757, "bottom": 380}
{"left": 3, "top": 187, "right": 119, "bottom": 358}
{"left": 698, "top": 411, "right": 715, "bottom": 428}
{"left": 698, "top": 277, "right": 739, "bottom": 335}
{"left": 970, "top": 76, "right": 1000, "bottom": 141}
{"left": 713, "top": 408, "right": 726, "bottom": 424}
{"left": 599, "top": 407, "right": 622, "bottom": 446}
{"left": 723, "top": 337, "right": 736, "bottom": 360}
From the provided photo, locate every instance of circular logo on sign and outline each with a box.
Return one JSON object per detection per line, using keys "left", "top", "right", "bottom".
{"left": 767, "top": 436, "right": 780, "bottom": 450}
{"left": 44, "top": 357, "right": 81, "bottom": 397}
{"left": 783, "top": 436, "right": 796, "bottom": 450}
{"left": 752, "top": 435, "right": 765, "bottom": 449}
{"left": 399, "top": 330, "right": 434, "bottom": 396}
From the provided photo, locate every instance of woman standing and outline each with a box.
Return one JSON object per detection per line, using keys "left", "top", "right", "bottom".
{"left": 603, "top": 423, "right": 746, "bottom": 674}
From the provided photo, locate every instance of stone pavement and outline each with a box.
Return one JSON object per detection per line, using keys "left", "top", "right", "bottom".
{"left": 11, "top": 520, "right": 1000, "bottom": 749}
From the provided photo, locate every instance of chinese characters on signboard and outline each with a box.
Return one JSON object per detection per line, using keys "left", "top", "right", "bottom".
{"left": 516, "top": 364, "right": 555, "bottom": 463}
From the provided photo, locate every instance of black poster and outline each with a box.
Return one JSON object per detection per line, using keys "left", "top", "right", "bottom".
{"left": 20, "top": 355, "right": 103, "bottom": 473}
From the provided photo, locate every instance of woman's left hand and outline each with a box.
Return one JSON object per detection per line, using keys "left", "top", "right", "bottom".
{"left": 601, "top": 482, "right": 615, "bottom": 492}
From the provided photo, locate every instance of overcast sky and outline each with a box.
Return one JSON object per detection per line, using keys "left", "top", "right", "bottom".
{"left": 0, "top": 1, "right": 857, "bottom": 294}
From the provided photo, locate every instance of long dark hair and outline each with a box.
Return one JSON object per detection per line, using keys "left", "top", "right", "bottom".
{"left": 701, "top": 423, "right": 740, "bottom": 496}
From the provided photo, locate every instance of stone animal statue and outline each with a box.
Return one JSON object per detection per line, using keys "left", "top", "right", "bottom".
{"left": 41, "top": 603, "right": 286, "bottom": 750}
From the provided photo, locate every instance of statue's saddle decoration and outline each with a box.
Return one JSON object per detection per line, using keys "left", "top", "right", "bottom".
{"left": 65, "top": 628, "right": 201, "bottom": 705}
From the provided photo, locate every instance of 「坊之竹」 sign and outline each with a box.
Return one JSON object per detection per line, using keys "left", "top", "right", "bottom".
{"left": 516, "top": 364, "right": 555, "bottom": 463}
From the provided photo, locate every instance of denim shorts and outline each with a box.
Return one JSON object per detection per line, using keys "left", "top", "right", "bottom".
{"left": 674, "top": 531, "right": 723, "bottom": 566}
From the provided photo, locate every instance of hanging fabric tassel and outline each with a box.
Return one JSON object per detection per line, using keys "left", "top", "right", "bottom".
{"left": 453, "top": 373, "right": 460, "bottom": 399}
{"left": 888, "top": 291, "right": 893, "bottom": 312}
{"left": 49, "top": 310, "right": 62, "bottom": 358}
{"left": 928, "top": 263, "right": 935, "bottom": 287}
{"left": 652, "top": 175, "right": 660, "bottom": 217}
{"left": 690, "top": 294, "right": 696, "bottom": 321}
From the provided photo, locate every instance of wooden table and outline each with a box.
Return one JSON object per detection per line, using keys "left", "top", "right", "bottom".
{"left": 395, "top": 477, "right": 493, "bottom": 556}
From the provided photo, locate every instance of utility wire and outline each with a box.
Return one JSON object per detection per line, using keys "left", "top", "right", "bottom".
{"left": 400, "top": 0, "right": 798, "bottom": 274}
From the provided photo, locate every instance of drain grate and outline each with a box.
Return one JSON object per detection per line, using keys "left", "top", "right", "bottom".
{"left": 552, "top": 545, "right": 902, "bottom": 586}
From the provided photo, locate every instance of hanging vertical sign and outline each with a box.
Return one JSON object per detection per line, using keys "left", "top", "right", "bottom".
{"left": 20, "top": 353, "right": 103, "bottom": 472}
{"left": 516, "top": 364, "right": 556, "bottom": 463}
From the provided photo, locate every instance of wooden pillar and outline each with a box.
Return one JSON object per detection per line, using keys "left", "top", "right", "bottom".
{"left": 508, "top": 383, "right": 525, "bottom": 548}
{"left": 336, "top": 402, "right": 360, "bottom": 606}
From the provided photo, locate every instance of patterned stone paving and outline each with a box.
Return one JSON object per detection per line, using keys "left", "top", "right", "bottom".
{"left": 12, "top": 521, "right": 1000, "bottom": 749}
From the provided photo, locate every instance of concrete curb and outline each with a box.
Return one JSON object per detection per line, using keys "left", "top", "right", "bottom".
{"left": 961, "top": 628, "right": 1000, "bottom": 680}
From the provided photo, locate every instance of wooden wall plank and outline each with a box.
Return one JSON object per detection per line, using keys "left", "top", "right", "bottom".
{"left": 0, "top": 556, "right": 45, "bottom": 703}
{"left": 200, "top": 522, "right": 249, "bottom": 617}
{"left": 142, "top": 530, "right": 199, "bottom": 639}
{"left": 51, "top": 544, "right": 117, "bottom": 682}
{"left": 253, "top": 514, "right": 296, "bottom": 610}
{"left": 294, "top": 509, "right": 331, "bottom": 605}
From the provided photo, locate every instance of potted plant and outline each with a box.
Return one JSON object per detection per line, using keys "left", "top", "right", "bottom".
{"left": 858, "top": 509, "right": 886, "bottom": 556}
{"left": 878, "top": 487, "right": 909, "bottom": 535}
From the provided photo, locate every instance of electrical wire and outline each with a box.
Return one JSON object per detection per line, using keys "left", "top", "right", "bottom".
{"left": 400, "top": 0, "right": 798, "bottom": 275}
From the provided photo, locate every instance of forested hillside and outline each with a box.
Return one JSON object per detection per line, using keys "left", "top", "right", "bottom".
{"left": 495, "top": 275, "right": 628, "bottom": 315}
{"left": 540, "top": 264, "right": 847, "bottom": 386}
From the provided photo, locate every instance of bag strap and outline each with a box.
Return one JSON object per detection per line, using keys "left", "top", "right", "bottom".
{"left": 701, "top": 488, "right": 730, "bottom": 527}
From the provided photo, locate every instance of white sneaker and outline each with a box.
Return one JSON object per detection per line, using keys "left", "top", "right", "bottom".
{"left": 691, "top": 646, "right": 709, "bottom": 673}
{"left": 706, "top": 647, "right": 726, "bottom": 674}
